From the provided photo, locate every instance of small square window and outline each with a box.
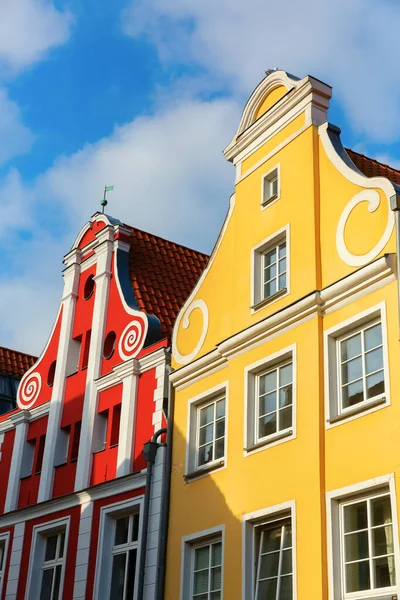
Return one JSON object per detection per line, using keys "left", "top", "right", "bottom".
{"left": 181, "top": 527, "right": 224, "bottom": 600}
{"left": 186, "top": 385, "right": 228, "bottom": 480}
{"left": 325, "top": 305, "right": 389, "bottom": 425}
{"left": 252, "top": 227, "right": 289, "bottom": 310}
{"left": 262, "top": 167, "right": 279, "bottom": 206}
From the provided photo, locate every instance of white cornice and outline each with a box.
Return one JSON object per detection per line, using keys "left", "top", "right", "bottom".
{"left": 171, "top": 255, "right": 395, "bottom": 388}
{"left": 0, "top": 402, "right": 50, "bottom": 434}
{"left": 96, "top": 347, "right": 169, "bottom": 392}
{"left": 0, "top": 472, "right": 146, "bottom": 528}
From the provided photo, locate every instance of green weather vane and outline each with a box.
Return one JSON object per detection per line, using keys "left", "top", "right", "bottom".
{"left": 101, "top": 185, "right": 114, "bottom": 213}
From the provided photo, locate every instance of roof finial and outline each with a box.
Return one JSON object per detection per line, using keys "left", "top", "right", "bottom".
{"left": 101, "top": 185, "right": 114, "bottom": 213}
{"left": 265, "top": 67, "right": 280, "bottom": 76}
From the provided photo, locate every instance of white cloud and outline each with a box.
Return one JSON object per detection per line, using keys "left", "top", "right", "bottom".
{"left": 123, "top": 0, "right": 400, "bottom": 142}
{"left": 0, "top": 88, "right": 34, "bottom": 166}
{"left": 0, "top": 96, "right": 240, "bottom": 354}
{"left": 0, "top": 0, "right": 73, "bottom": 75}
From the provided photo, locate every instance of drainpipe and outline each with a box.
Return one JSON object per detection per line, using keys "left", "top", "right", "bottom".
{"left": 137, "top": 427, "right": 167, "bottom": 600}
{"left": 155, "top": 380, "right": 175, "bottom": 600}
{"left": 390, "top": 192, "right": 400, "bottom": 339}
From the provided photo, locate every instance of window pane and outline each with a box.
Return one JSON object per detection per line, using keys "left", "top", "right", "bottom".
{"left": 264, "top": 280, "right": 277, "bottom": 298}
{"left": 374, "top": 555, "right": 396, "bottom": 588}
{"left": 272, "top": 177, "right": 278, "bottom": 196}
{"left": 344, "top": 531, "right": 369, "bottom": 561}
{"left": 345, "top": 560, "right": 370, "bottom": 592}
{"left": 211, "top": 567, "right": 221, "bottom": 591}
{"left": 259, "top": 552, "right": 280, "bottom": 579}
{"left": 198, "top": 444, "right": 213, "bottom": 466}
{"left": 126, "top": 549, "right": 137, "bottom": 600}
{"left": 278, "top": 273, "right": 286, "bottom": 290}
{"left": 279, "top": 406, "right": 292, "bottom": 431}
{"left": 341, "top": 333, "right": 362, "bottom": 362}
{"left": 342, "top": 380, "right": 364, "bottom": 408}
{"left": 278, "top": 243, "right": 286, "bottom": 259}
{"left": 257, "top": 578, "right": 277, "bottom": 600}
{"left": 262, "top": 527, "right": 282, "bottom": 553}
{"left": 280, "top": 364, "right": 292, "bottom": 387}
{"left": 199, "top": 424, "right": 214, "bottom": 446}
{"left": 200, "top": 405, "right": 214, "bottom": 427}
{"left": 215, "top": 419, "right": 225, "bottom": 439}
{"left": 264, "top": 264, "right": 277, "bottom": 283}
{"left": 259, "top": 413, "right": 277, "bottom": 438}
{"left": 371, "top": 496, "right": 392, "bottom": 526}
{"left": 260, "top": 371, "right": 277, "bottom": 395}
{"left": 0, "top": 376, "right": 10, "bottom": 397}
{"left": 44, "top": 535, "right": 58, "bottom": 562}
{"left": 211, "top": 543, "right": 222, "bottom": 567}
{"left": 58, "top": 532, "right": 65, "bottom": 559}
{"left": 114, "top": 516, "right": 129, "bottom": 546}
{"left": 283, "top": 525, "right": 292, "bottom": 548}
{"left": 366, "top": 372, "right": 385, "bottom": 399}
{"left": 40, "top": 569, "right": 53, "bottom": 600}
{"left": 279, "top": 575, "right": 292, "bottom": 600}
{"left": 281, "top": 549, "right": 292, "bottom": 574}
{"left": 131, "top": 514, "right": 139, "bottom": 542}
{"left": 344, "top": 502, "right": 368, "bottom": 532}
{"left": 216, "top": 399, "right": 225, "bottom": 419}
{"left": 365, "top": 347, "right": 383, "bottom": 375}
{"left": 194, "top": 570, "right": 209, "bottom": 594}
{"left": 264, "top": 249, "right": 277, "bottom": 267}
{"left": 259, "top": 391, "right": 277, "bottom": 416}
{"left": 210, "top": 593, "right": 221, "bottom": 600}
{"left": 215, "top": 438, "right": 224, "bottom": 460}
{"left": 279, "top": 386, "right": 292, "bottom": 408}
{"left": 195, "top": 546, "right": 210, "bottom": 570}
{"left": 365, "top": 324, "right": 382, "bottom": 351}
{"left": 110, "top": 553, "right": 126, "bottom": 600}
{"left": 278, "top": 257, "right": 286, "bottom": 275}
{"left": 341, "top": 357, "right": 363, "bottom": 384}
{"left": 53, "top": 564, "right": 62, "bottom": 600}
{"left": 373, "top": 526, "right": 394, "bottom": 557}
{"left": 0, "top": 542, "right": 4, "bottom": 571}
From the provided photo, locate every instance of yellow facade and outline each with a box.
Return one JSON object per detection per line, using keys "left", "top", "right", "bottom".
{"left": 166, "top": 70, "right": 400, "bottom": 599}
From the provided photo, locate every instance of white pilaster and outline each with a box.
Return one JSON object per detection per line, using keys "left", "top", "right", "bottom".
{"left": 4, "top": 418, "right": 29, "bottom": 513}
{"left": 73, "top": 500, "right": 93, "bottom": 600}
{"left": 37, "top": 251, "right": 81, "bottom": 502}
{"left": 75, "top": 228, "right": 114, "bottom": 491}
{"left": 116, "top": 363, "right": 139, "bottom": 478}
{"left": 5, "top": 522, "right": 25, "bottom": 600}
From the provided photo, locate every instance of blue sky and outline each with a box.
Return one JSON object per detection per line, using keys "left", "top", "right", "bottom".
{"left": 1, "top": 0, "right": 400, "bottom": 355}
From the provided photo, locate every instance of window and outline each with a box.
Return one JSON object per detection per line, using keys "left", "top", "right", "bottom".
{"left": 196, "top": 397, "right": 225, "bottom": 469}
{"left": 110, "top": 404, "right": 121, "bottom": 448}
{"left": 35, "top": 434, "right": 46, "bottom": 474}
{"left": 93, "top": 500, "right": 142, "bottom": 600}
{"left": 186, "top": 384, "right": 228, "bottom": 480}
{"left": 262, "top": 167, "right": 279, "bottom": 206}
{"left": 325, "top": 305, "right": 389, "bottom": 425}
{"left": 251, "top": 227, "right": 289, "bottom": 310}
{"left": 0, "top": 373, "right": 19, "bottom": 416}
{"left": 181, "top": 527, "right": 224, "bottom": 600}
{"left": 192, "top": 539, "right": 222, "bottom": 599}
{"left": 110, "top": 513, "right": 139, "bottom": 600}
{"left": 243, "top": 503, "right": 295, "bottom": 600}
{"left": 39, "top": 531, "right": 66, "bottom": 600}
{"left": 0, "top": 534, "right": 10, "bottom": 599}
{"left": 70, "top": 421, "right": 81, "bottom": 461}
{"left": 255, "top": 519, "right": 293, "bottom": 600}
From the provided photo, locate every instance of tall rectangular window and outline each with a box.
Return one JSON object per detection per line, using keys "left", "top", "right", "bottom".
{"left": 341, "top": 493, "right": 396, "bottom": 595}
{"left": 192, "top": 539, "right": 222, "bottom": 599}
{"left": 196, "top": 396, "right": 226, "bottom": 469}
{"left": 0, "top": 539, "right": 6, "bottom": 594}
{"left": 252, "top": 227, "right": 289, "bottom": 310}
{"left": 262, "top": 167, "right": 279, "bottom": 206}
{"left": 39, "top": 531, "right": 66, "bottom": 600}
{"left": 256, "top": 362, "right": 292, "bottom": 443}
{"left": 255, "top": 519, "right": 293, "bottom": 600}
{"left": 109, "top": 513, "right": 139, "bottom": 600}
{"left": 262, "top": 242, "right": 287, "bottom": 300}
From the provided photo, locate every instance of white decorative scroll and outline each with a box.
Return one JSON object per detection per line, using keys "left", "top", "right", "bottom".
{"left": 172, "top": 299, "right": 209, "bottom": 365}
{"left": 336, "top": 189, "right": 395, "bottom": 267}
{"left": 118, "top": 318, "right": 146, "bottom": 360}
{"left": 17, "top": 372, "right": 42, "bottom": 410}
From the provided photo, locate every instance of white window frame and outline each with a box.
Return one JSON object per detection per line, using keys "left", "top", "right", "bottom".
{"left": 93, "top": 496, "right": 144, "bottom": 600}
{"left": 0, "top": 531, "right": 10, "bottom": 599}
{"left": 327, "top": 474, "right": 400, "bottom": 600}
{"left": 251, "top": 225, "right": 290, "bottom": 313}
{"left": 180, "top": 525, "right": 225, "bottom": 600}
{"left": 25, "top": 516, "right": 70, "bottom": 600}
{"left": 244, "top": 345, "right": 296, "bottom": 456}
{"left": 325, "top": 302, "right": 390, "bottom": 428}
{"left": 242, "top": 500, "right": 297, "bottom": 600}
{"left": 261, "top": 164, "right": 280, "bottom": 209}
{"left": 185, "top": 383, "right": 228, "bottom": 481}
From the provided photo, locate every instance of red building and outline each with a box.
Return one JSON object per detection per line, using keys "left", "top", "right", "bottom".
{"left": 0, "top": 212, "right": 207, "bottom": 600}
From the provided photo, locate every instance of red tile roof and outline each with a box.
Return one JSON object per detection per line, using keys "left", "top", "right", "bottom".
{"left": 0, "top": 346, "right": 37, "bottom": 377}
{"left": 346, "top": 148, "right": 400, "bottom": 186}
{"left": 127, "top": 226, "right": 209, "bottom": 339}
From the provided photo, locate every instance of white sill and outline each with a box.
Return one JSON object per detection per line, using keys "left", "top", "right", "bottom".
{"left": 244, "top": 429, "right": 293, "bottom": 454}
{"left": 184, "top": 459, "right": 225, "bottom": 483}
{"left": 251, "top": 287, "right": 287, "bottom": 312}
{"left": 327, "top": 396, "right": 387, "bottom": 425}
{"left": 261, "top": 193, "right": 279, "bottom": 208}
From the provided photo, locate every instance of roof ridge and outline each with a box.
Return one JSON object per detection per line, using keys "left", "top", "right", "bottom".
{"left": 125, "top": 223, "right": 209, "bottom": 258}
{"left": 0, "top": 345, "right": 37, "bottom": 360}
{"left": 346, "top": 147, "right": 400, "bottom": 175}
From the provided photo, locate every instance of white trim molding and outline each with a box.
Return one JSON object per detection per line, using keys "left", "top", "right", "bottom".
{"left": 324, "top": 301, "right": 390, "bottom": 428}
{"left": 242, "top": 499, "right": 297, "bottom": 600}
{"left": 180, "top": 525, "right": 225, "bottom": 600}
{"left": 326, "top": 473, "right": 400, "bottom": 600}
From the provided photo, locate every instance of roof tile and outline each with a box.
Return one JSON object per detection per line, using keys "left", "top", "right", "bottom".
{"left": 0, "top": 346, "right": 37, "bottom": 377}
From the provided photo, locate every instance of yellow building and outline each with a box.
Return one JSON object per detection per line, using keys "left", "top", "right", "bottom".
{"left": 166, "top": 69, "right": 400, "bottom": 600}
